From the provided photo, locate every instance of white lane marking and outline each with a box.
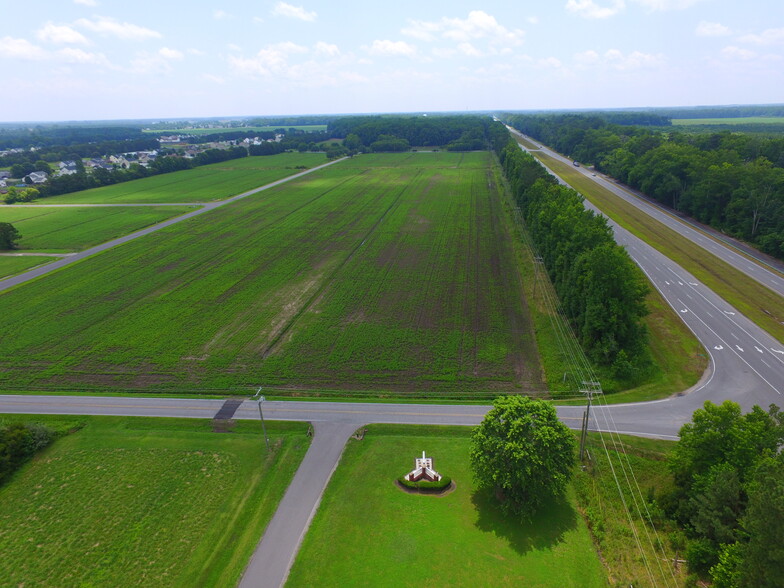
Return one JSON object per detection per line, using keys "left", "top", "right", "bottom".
{"left": 772, "top": 349, "right": 784, "bottom": 355}
{"left": 736, "top": 345, "right": 745, "bottom": 352}
{"left": 706, "top": 312, "right": 713, "bottom": 318}
{"left": 755, "top": 346, "right": 764, "bottom": 353}
{"left": 714, "top": 345, "right": 724, "bottom": 350}
{"left": 762, "top": 359, "right": 771, "bottom": 368}
{"left": 689, "top": 282, "right": 698, "bottom": 286}
{"left": 731, "top": 332, "right": 740, "bottom": 340}
{"left": 686, "top": 293, "right": 693, "bottom": 299}
{"left": 724, "top": 311, "right": 736, "bottom": 316}
{"left": 664, "top": 280, "right": 671, "bottom": 285}
{"left": 678, "top": 281, "right": 684, "bottom": 285}
{"left": 680, "top": 309, "right": 688, "bottom": 313}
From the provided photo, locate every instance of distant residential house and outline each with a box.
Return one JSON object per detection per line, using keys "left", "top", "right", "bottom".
{"left": 85, "top": 158, "right": 113, "bottom": 170}
{"left": 56, "top": 160, "right": 79, "bottom": 176}
{"left": 109, "top": 155, "right": 130, "bottom": 168}
{"left": 25, "top": 171, "right": 48, "bottom": 184}
{"left": 0, "top": 171, "right": 10, "bottom": 179}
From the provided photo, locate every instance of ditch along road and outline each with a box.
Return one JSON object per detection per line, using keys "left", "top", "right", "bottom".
{"left": 0, "top": 157, "right": 346, "bottom": 294}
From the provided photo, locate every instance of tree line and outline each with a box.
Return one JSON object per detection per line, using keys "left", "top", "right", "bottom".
{"left": 489, "top": 121, "right": 651, "bottom": 380}
{"left": 330, "top": 115, "right": 488, "bottom": 151}
{"left": 503, "top": 113, "right": 784, "bottom": 259}
{"left": 0, "top": 422, "right": 56, "bottom": 485}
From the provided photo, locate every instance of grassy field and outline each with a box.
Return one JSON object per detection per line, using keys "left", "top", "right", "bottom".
{"left": 534, "top": 150, "right": 784, "bottom": 344}
{"left": 0, "top": 256, "right": 57, "bottom": 279}
{"left": 29, "top": 153, "right": 327, "bottom": 204}
{"left": 0, "top": 152, "right": 542, "bottom": 397}
{"left": 574, "top": 430, "right": 686, "bottom": 587}
{"left": 287, "top": 425, "right": 607, "bottom": 587}
{"left": 0, "top": 205, "right": 194, "bottom": 252}
{"left": 671, "top": 116, "right": 784, "bottom": 125}
{"left": 0, "top": 414, "right": 310, "bottom": 587}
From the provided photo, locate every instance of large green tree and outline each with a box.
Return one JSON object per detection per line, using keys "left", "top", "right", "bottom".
{"left": 0, "top": 222, "right": 21, "bottom": 250}
{"left": 470, "top": 396, "right": 575, "bottom": 517}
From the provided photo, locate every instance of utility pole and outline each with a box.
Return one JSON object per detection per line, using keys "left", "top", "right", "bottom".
{"left": 252, "top": 387, "right": 270, "bottom": 451}
{"left": 579, "top": 380, "right": 602, "bottom": 461}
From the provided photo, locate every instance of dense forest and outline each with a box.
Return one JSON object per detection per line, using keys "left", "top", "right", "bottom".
{"left": 487, "top": 121, "right": 651, "bottom": 380}
{"left": 504, "top": 113, "right": 784, "bottom": 259}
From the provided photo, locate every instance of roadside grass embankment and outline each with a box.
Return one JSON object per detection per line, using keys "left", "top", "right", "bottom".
{"left": 29, "top": 153, "right": 327, "bottom": 204}
{"left": 0, "top": 205, "right": 195, "bottom": 252}
{"left": 0, "top": 414, "right": 310, "bottom": 587}
{"left": 0, "top": 256, "right": 58, "bottom": 279}
{"left": 286, "top": 424, "right": 607, "bottom": 587}
{"left": 535, "top": 150, "right": 784, "bottom": 345}
{"left": 575, "top": 431, "right": 686, "bottom": 587}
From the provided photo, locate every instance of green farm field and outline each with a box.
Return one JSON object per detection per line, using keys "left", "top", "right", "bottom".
{"left": 0, "top": 205, "right": 194, "bottom": 252}
{"left": 29, "top": 153, "right": 327, "bottom": 204}
{"left": 287, "top": 425, "right": 607, "bottom": 587}
{"left": 0, "top": 256, "right": 57, "bottom": 279}
{"left": 0, "top": 152, "right": 542, "bottom": 397}
{"left": 0, "top": 415, "right": 310, "bottom": 587}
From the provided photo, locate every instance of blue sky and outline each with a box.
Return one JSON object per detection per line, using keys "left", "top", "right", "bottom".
{"left": 1, "top": 0, "right": 782, "bottom": 121}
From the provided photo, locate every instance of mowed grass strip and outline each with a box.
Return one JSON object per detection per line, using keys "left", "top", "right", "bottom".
{"left": 0, "top": 256, "right": 57, "bottom": 279}
{"left": 286, "top": 424, "right": 607, "bottom": 588}
{"left": 0, "top": 205, "right": 195, "bottom": 252}
{"left": 534, "top": 150, "right": 784, "bottom": 343}
{"left": 0, "top": 415, "right": 310, "bottom": 588}
{"left": 30, "top": 153, "right": 327, "bottom": 204}
{"left": 0, "top": 152, "right": 541, "bottom": 397}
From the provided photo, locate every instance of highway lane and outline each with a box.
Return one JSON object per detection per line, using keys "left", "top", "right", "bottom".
{"left": 509, "top": 129, "right": 784, "bottom": 296}
{"left": 513, "top": 136, "right": 784, "bottom": 415}
{"left": 0, "top": 157, "right": 346, "bottom": 294}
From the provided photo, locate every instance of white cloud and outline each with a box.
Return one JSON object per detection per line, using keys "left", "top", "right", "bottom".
{"left": 75, "top": 16, "right": 161, "bottom": 41}
{"left": 187, "top": 48, "right": 205, "bottom": 56}
{"left": 403, "top": 11, "right": 523, "bottom": 46}
{"left": 74, "top": 0, "right": 98, "bottom": 5}
{"left": 228, "top": 44, "right": 242, "bottom": 52}
{"left": 632, "top": 0, "right": 704, "bottom": 10}
{"left": 314, "top": 41, "right": 340, "bottom": 57}
{"left": 37, "top": 22, "right": 89, "bottom": 45}
{"left": 213, "top": 10, "right": 232, "bottom": 20}
{"left": 565, "top": 0, "right": 625, "bottom": 19}
{"left": 574, "top": 49, "right": 600, "bottom": 64}
{"left": 58, "top": 47, "right": 111, "bottom": 66}
{"left": 159, "top": 47, "right": 183, "bottom": 60}
{"left": 721, "top": 45, "right": 756, "bottom": 60}
{"left": 229, "top": 42, "right": 309, "bottom": 76}
{"left": 366, "top": 40, "right": 417, "bottom": 57}
{"left": 604, "top": 48, "right": 665, "bottom": 69}
{"left": 696, "top": 21, "right": 730, "bottom": 37}
{"left": 458, "top": 43, "right": 483, "bottom": 57}
{"left": 271, "top": 2, "right": 317, "bottom": 22}
{"left": 203, "top": 73, "right": 225, "bottom": 84}
{"left": 738, "top": 28, "right": 784, "bottom": 46}
{"left": 538, "top": 57, "right": 563, "bottom": 68}
{"left": 129, "top": 52, "right": 173, "bottom": 74}
{"left": 0, "top": 37, "right": 48, "bottom": 60}
{"left": 527, "top": 16, "right": 540, "bottom": 25}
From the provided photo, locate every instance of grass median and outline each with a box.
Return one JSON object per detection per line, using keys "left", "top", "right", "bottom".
{"left": 533, "top": 151, "right": 784, "bottom": 344}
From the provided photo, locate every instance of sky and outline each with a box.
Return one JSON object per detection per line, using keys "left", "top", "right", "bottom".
{"left": 1, "top": 0, "right": 782, "bottom": 122}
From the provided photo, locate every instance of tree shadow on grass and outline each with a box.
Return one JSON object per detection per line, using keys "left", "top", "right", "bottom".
{"left": 471, "top": 488, "right": 578, "bottom": 555}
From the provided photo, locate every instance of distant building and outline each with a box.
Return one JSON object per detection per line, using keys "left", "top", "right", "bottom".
{"left": 25, "top": 171, "right": 48, "bottom": 184}
{"left": 0, "top": 171, "right": 10, "bottom": 179}
{"left": 404, "top": 451, "right": 442, "bottom": 483}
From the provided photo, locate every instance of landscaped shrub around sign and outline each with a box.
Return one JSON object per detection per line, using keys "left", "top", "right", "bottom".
{"left": 397, "top": 475, "right": 452, "bottom": 491}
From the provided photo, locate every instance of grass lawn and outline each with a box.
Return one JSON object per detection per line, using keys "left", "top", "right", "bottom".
{"left": 0, "top": 256, "right": 57, "bottom": 279}
{"left": 533, "top": 150, "right": 784, "bottom": 344}
{"left": 0, "top": 414, "right": 311, "bottom": 587}
{"left": 287, "top": 425, "right": 607, "bottom": 587}
{"left": 29, "top": 153, "right": 327, "bottom": 204}
{"left": 0, "top": 205, "right": 195, "bottom": 252}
